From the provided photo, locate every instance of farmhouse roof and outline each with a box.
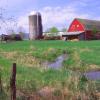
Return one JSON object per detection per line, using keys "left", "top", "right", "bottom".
{"left": 76, "top": 18, "right": 100, "bottom": 31}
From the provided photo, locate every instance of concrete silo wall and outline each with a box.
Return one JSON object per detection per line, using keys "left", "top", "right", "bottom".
{"left": 29, "top": 13, "right": 43, "bottom": 40}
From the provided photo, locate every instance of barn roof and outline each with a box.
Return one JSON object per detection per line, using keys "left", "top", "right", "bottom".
{"left": 76, "top": 18, "right": 100, "bottom": 31}
{"left": 63, "top": 31, "right": 84, "bottom": 36}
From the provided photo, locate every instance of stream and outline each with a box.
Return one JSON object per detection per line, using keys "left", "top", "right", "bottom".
{"left": 48, "top": 54, "right": 67, "bottom": 69}
{"left": 47, "top": 54, "right": 100, "bottom": 80}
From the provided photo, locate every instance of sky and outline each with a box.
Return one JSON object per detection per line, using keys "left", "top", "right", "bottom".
{"left": 0, "top": 0, "right": 100, "bottom": 33}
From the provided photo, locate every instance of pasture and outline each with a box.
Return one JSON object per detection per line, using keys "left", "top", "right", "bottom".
{"left": 0, "top": 40, "right": 100, "bottom": 99}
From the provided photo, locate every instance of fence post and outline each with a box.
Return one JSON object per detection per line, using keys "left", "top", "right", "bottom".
{"left": 0, "top": 71, "right": 2, "bottom": 92}
{"left": 10, "top": 63, "right": 16, "bottom": 100}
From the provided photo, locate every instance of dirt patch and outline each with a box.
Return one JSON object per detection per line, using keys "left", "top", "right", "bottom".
{"left": 38, "top": 86, "right": 55, "bottom": 97}
{"left": 16, "top": 87, "right": 71, "bottom": 100}
{"left": 17, "top": 90, "right": 41, "bottom": 100}
{"left": 94, "top": 92, "right": 100, "bottom": 99}
{"left": 16, "top": 88, "right": 99, "bottom": 100}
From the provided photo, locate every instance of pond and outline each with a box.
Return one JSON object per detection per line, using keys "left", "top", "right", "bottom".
{"left": 84, "top": 71, "right": 100, "bottom": 80}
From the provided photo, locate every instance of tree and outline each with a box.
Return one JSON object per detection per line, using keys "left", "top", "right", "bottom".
{"left": 49, "top": 27, "right": 59, "bottom": 33}
{"left": 0, "top": 7, "right": 17, "bottom": 35}
{"left": 92, "top": 28, "right": 97, "bottom": 34}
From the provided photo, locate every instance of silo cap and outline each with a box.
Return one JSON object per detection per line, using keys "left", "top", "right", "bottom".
{"left": 29, "top": 11, "right": 41, "bottom": 16}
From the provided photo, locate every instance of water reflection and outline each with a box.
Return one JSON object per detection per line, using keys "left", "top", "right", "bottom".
{"left": 48, "top": 54, "right": 67, "bottom": 69}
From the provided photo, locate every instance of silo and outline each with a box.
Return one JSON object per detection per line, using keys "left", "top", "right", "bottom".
{"left": 29, "top": 12, "right": 43, "bottom": 40}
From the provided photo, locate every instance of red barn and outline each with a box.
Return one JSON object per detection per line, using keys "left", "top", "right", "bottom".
{"left": 63, "top": 18, "right": 100, "bottom": 40}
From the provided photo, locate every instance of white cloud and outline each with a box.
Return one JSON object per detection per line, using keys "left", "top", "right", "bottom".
{"left": 40, "top": 6, "right": 89, "bottom": 30}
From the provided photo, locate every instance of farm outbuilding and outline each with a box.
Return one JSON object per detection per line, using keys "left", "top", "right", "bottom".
{"left": 62, "top": 18, "right": 100, "bottom": 40}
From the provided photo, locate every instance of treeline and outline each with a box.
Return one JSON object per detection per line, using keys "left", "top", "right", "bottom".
{"left": 0, "top": 34, "right": 23, "bottom": 42}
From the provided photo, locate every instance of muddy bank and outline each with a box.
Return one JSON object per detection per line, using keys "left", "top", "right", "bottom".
{"left": 16, "top": 88, "right": 100, "bottom": 100}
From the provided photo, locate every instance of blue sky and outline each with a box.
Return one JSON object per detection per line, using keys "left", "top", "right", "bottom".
{"left": 0, "top": 0, "right": 100, "bottom": 33}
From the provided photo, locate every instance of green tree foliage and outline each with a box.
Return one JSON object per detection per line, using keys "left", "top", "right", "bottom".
{"left": 49, "top": 27, "right": 59, "bottom": 33}
{"left": 92, "top": 28, "right": 97, "bottom": 34}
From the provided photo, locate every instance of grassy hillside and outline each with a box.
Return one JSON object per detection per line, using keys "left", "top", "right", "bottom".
{"left": 0, "top": 40, "right": 100, "bottom": 99}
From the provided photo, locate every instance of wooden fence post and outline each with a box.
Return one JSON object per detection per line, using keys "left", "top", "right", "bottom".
{"left": 10, "top": 63, "right": 16, "bottom": 100}
{"left": 0, "top": 71, "right": 2, "bottom": 92}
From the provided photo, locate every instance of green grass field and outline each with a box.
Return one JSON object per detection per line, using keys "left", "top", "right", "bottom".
{"left": 0, "top": 40, "right": 100, "bottom": 64}
{"left": 0, "top": 40, "right": 100, "bottom": 99}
